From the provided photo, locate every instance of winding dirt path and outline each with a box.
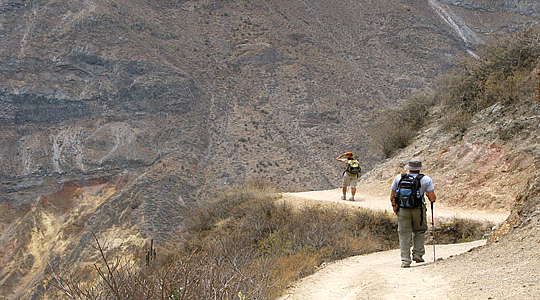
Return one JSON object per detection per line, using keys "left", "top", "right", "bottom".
{"left": 282, "top": 183, "right": 508, "bottom": 224}
{"left": 278, "top": 183, "right": 509, "bottom": 300}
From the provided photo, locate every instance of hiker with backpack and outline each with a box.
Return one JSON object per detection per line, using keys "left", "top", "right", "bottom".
{"left": 336, "top": 152, "right": 361, "bottom": 201}
{"left": 390, "top": 158, "right": 436, "bottom": 268}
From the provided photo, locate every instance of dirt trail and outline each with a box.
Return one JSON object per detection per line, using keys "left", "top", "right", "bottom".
{"left": 282, "top": 183, "right": 509, "bottom": 224}
{"left": 278, "top": 183, "right": 509, "bottom": 300}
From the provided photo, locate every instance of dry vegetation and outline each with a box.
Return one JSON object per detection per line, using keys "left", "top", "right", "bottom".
{"left": 440, "top": 27, "right": 540, "bottom": 132}
{"left": 47, "top": 24, "right": 540, "bottom": 300}
{"left": 49, "top": 183, "right": 492, "bottom": 299}
{"left": 374, "top": 27, "right": 540, "bottom": 157}
{"left": 372, "top": 92, "right": 435, "bottom": 158}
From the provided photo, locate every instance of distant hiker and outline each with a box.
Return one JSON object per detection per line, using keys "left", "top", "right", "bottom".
{"left": 390, "top": 158, "right": 436, "bottom": 268}
{"left": 336, "top": 152, "right": 361, "bottom": 201}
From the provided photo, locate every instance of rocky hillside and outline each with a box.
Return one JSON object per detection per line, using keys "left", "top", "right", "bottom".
{"left": 364, "top": 93, "right": 540, "bottom": 211}
{"left": 2, "top": 0, "right": 539, "bottom": 202}
{"left": 356, "top": 28, "right": 540, "bottom": 299}
{"left": 1, "top": 0, "right": 539, "bottom": 299}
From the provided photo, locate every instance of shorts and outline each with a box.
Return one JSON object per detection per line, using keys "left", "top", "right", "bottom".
{"left": 342, "top": 172, "right": 358, "bottom": 188}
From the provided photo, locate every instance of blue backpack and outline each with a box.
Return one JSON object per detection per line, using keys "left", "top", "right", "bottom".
{"left": 395, "top": 174, "right": 424, "bottom": 208}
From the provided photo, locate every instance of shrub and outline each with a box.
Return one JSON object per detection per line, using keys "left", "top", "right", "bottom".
{"left": 372, "top": 91, "right": 435, "bottom": 157}
{"left": 50, "top": 185, "right": 494, "bottom": 299}
{"left": 372, "top": 27, "right": 540, "bottom": 152}
{"left": 440, "top": 27, "right": 540, "bottom": 131}
{"left": 432, "top": 217, "right": 495, "bottom": 244}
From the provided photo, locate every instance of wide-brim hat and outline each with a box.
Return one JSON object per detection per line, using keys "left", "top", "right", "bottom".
{"left": 404, "top": 158, "right": 426, "bottom": 171}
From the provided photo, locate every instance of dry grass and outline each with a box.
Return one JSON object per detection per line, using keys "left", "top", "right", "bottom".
{"left": 49, "top": 184, "right": 494, "bottom": 299}
{"left": 371, "top": 91, "right": 435, "bottom": 158}
{"left": 181, "top": 186, "right": 400, "bottom": 298}
{"left": 439, "top": 27, "right": 540, "bottom": 132}
{"left": 371, "top": 27, "right": 540, "bottom": 156}
{"left": 432, "top": 217, "right": 495, "bottom": 244}
{"left": 537, "top": 64, "right": 540, "bottom": 103}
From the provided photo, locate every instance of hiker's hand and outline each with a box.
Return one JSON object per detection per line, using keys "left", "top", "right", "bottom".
{"left": 427, "top": 191, "right": 436, "bottom": 203}
{"left": 392, "top": 205, "right": 398, "bottom": 214}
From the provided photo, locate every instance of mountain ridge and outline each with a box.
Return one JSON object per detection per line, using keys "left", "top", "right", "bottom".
{"left": 1, "top": 0, "right": 539, "bottom": 298}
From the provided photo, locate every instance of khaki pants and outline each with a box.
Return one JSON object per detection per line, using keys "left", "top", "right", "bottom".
{"left": 397, "top": 204, "right": 428, "bottom": 264}
{"left": 342, "top": 172, "right": 358, "bottom": 188}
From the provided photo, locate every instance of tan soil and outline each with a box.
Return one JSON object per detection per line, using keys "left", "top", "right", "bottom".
{"left": 276, "top": 184, "right": 535, "bottom": 300}
{"left": 282, "top": 183, "right": 509, "bottom": 224}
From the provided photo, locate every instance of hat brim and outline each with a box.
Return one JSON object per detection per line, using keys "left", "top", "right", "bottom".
{"left": 404, "top": 165, "right": 426, "bottom": 171}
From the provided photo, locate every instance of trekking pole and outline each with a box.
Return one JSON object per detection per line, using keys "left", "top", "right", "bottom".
{"left": 431, "top": 201, "right": 436, "bottom": 262}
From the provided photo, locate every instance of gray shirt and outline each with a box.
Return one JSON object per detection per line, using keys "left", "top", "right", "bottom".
{"left": 391, "top": 173, "right": 435, "bottom": 197}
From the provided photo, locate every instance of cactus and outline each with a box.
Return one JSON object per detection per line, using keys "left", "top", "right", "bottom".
{"left": 145, "top": 239, "right": 156, "bottom": 266}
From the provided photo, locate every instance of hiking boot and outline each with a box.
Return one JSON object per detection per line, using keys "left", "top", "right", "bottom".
{"left": 341, "top": 195, "right": 346, "bottom": 200}
{"left": 348, "top": 197, "right": 355, "bottom": 201}
{"left": 401, "top": 262, "right": 410, "bottom": 268}
{"left": 413, "top": 256, "right": 425, "bottom": 263}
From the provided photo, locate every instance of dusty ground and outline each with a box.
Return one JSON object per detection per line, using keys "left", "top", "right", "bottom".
{"left": 277, "top": 240, "right": 485, "bottom": 300}
{"left": 277, "top": 184, "right": 540, "bottom": 300}
{"left": 282, "top": 183, "right": 509, "bottom": 224}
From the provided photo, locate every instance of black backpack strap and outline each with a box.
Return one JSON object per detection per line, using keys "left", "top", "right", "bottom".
{"left": 416, "top": 174, "right": 425, "bottom": 226}
{"left": 398, "top": 173, "right": 407, "bottom": 184}
{"left": 395, "top": 174, "right": 407, "bottom": 207}
{"left": 420, "top": 204, "right": 424, "bottom": 226}
{"left": 415, "top": 174, "right": 425, "bottom": 194}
